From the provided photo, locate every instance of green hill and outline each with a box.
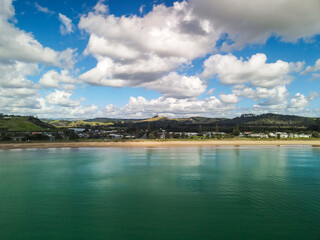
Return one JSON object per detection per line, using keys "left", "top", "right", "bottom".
{"left": 0, "top": 116, "right": 54, "bottom": 132}
{"left": 221, "top": 113, "right": 317, "bottom": 128}
{"left": 47, "top": 120, "right": 114, "bottom": 128}
{"left": 115, "top": 113, "right": 319, "bottom": 132}
{"left": 42, "top": 113, "right": 320, "bottom": 133}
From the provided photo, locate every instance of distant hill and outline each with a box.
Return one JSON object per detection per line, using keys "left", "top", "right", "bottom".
{"left": 46, "top": 120, "right": 114, "bottom": 128}
{"left": 133, "top": 115, "right": 225, "bottom": 124}
{"left": 0, "top": 116, "right": 55, "bottom": 132}
{"left": 220, "top": 113, "right": 317, "bottom": 128}
{"left": 22, "top": 113, "right": 320, "bottom": 132}
{"left": 85, "top": 118, "right": 139, "bottom": 123}
{"left": 111, "top": 113, "right": 319, "bottom": 132}
{"left": 84, "top": 113, "right": 319, "bottom": 129}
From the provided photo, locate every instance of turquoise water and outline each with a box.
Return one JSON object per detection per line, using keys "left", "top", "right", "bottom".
{"left": 0, "top": 146, "right": 319, "bottom": 240}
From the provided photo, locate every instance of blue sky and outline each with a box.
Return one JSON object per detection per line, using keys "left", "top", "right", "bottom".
{"left": 0, "top": 0, "right": 320, "bottom": 118}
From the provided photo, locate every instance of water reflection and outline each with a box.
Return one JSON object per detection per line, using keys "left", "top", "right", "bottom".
{"left": 0, "top": 146, "right": 319, "bottom": 240}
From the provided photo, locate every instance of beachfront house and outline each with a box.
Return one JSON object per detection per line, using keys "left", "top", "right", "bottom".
{"left": 109, "top": 134, "right": 123, "bottom": 139}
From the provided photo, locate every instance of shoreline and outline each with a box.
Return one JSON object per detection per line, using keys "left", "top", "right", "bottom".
{"left": 1, "top": 139, "right": 320, "bottom": 149}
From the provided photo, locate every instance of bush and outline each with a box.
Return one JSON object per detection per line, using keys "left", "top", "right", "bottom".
{"left": 148, "top": 133, "right": 156, "bottom": 139}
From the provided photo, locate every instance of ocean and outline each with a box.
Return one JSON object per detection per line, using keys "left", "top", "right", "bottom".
{"left": 0, "top": 146, "right": 319, "bottom": 240}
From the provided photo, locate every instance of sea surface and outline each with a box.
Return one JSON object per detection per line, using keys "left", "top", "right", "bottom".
{"left": 0, "top": 146, "right": 319, "bottom": 240}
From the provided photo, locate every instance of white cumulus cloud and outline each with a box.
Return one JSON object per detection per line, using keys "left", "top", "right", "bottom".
{"left": 39, "top": 69, "right": 80, "bottom": 89}
{"left": 202, "top": 53, "right": 302, "bottom": 88}
{"left": 79, "top": 1, "right": 220, "bottom": 96}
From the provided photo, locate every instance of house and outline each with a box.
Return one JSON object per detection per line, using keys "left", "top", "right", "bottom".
{"left": 124, "top": 135, "right": 135, "bottom": 139}
{"left": 109, "top": 134, "right": 123, "bottom": 139}
{"left": 12, "top": 136, "right": 24, "bottom": 141}
{"left": 269, "top": 132, "right": 276, "bottom": 137}
{"left": 299, "top": 134, "right": 311, "bottom": 138}
{"left": 186, "top": 132, "right": 198, "bottom": 136}
{"left": 243, "top": 132, "right": 251, "bottom": 137}
{"left": 276, "top": 132, "right": 288, "bottom": 138}
{"left": 69, "top": 128, "right": 85, "bottom": 133}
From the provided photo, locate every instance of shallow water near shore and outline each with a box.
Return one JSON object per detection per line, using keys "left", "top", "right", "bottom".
{"left": 0, "top": 146, "right": 320, "bottom": 240}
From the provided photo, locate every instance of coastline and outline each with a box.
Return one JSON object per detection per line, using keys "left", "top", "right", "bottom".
{"left": 1, "top": 139, "right": 320, "bottom": 149}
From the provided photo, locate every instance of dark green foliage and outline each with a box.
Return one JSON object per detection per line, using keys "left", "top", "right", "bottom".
{"left": 65, "top": 130, "right": 79, "bottom": 140}
{"left": 312, "top": 131, "right": 320, "bottom": 138}
{"left": 198, "top": 124, "right": 203, "bottom": 136}
{"left": 165, "top": 132, "right": 171, "bottom": 138}
{"left": 215, "top": 123, "right": 219, "bottom": 132}
{"left": 148, "top": 132, "right": 156, "bottom": 139}
{"left": 28, "top": 116, "right": 55, "bottom": 129}
{"left": 27, "top": 134, "right": 50, "bottom": 141}
{"left": 232, "top": 125, "right": 240, "bottom": 136}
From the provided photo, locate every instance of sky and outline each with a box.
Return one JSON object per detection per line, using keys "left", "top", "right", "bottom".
{"left": 0, "top": 0, "right": 320, "bottom": 119}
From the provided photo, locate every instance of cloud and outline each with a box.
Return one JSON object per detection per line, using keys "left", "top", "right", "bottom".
{"left": 307, "top": 91, "right": 319, "bottom": 101}
{"left": 39, "top": 69, "right": 80, "bottom": 89}
{"left": 141, "top": 72, "right": 207, "bottom": 98}
{"left": 0, "top": 61, "right": 38, "bottom": 88}
{"left": 103, "top": 95, "right": 236, "bottom": 118}
{"left": 0, "top": 61, "right": 42, "bottom": 113}
{"left": 202, "top": 53, "right": 302, "bottom": 88}
{"left": 45, "top": 90, "right": 80, "bottom": 107}
{"left": 0, "top": 0, "right": 14, "bottom": 21}
{"left": 59, "top": 13, "right": 74, "bottom": 35}
{"left": 191, "top": 0, "right": 320, "bottom": 49}
{"left": 139, "top": 5, "right": 145, "bottom": 15}
{"left": 234, "top": 85, "right": 289, "bottom": 111}
{"left": 0, "top": 0, "right": 76, "bottom": 68}
{"left": 288, "top": 93, "right": 309, "bottom": 112}
{"left": 206, "top": 88, "right": 214, "bottom": 96}
{"left": 219, "top": 93, "right": 239, "bottom": 104}
{"left": 0, "top": 95, "right": 42, "bottom": 112}
{"left": 0, "top": 0, "right": 80, "bottom": 117}
{"left": 0, "top": 20, "right": 76, "bottom": 67}
{"left": 0, "top": 60, "right": 43, "bottom": 115}
{"left": 34, "top": 2, "right": 54, "bottom": 14}
{"left": 301, "top": 59, "right": 320, "bottom": 75}
{"left": 94, "top": 0, "right": 108, "bottom": 14}
{"left": 79, "top": 1, "right": 220, "bottom": 95}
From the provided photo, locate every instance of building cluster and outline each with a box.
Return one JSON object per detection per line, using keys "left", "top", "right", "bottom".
{"left": 0, "top": 127, "right": 315, "bottom": 142}
{"left": 240, "top": 132, "right": 312, "bottom": 138}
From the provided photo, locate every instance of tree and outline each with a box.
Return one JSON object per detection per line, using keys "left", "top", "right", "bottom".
{"left": 54, "top": 133, "right": 63, "bottom": 140}
{"left": 148, "top": 132, "right": 156, "bottom": 139}
{"left": 154, "top": 131, "right": 160, "bottom": 139}
{"left": 181, "top": 132, "right": 187, "bottom": 139}
{"left": 210, "top": 132, "right": 214, "bottom": 138}
{"left": 165, "top": 132, "right": 171, "bottom": 139}
{"left": 198, "top": 124, "right": 203, "bottom": 136}
{"left": 147, "top": 122, "right": 152, "bottom": 133}
{"left": 316, "top": 119, "right": 320, "bottom": 132}
{"left": 232, "top": 124, "right": 240, "bottom": 136}
{"left": 215, "top": 123, "right": 219, "bottom": 132}
{"left": 65, "top": 130, "right": 79, "bottom": 141}
{"left": 312, "top": 131, "right": 320, "bottom": 138}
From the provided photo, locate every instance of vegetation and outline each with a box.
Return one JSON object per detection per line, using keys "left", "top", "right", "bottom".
{"left": 1, "top": 113, "right": 319, "bottom": 142}
{"left": 0, "top": 116, "right": 53, "bottom": 132}
{"left": 46, "top": 120, "right": 114, "bottom": 128}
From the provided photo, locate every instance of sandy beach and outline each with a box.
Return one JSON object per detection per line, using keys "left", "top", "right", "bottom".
{"left": 0, "top": 140, "right": 320, "bottom": 149}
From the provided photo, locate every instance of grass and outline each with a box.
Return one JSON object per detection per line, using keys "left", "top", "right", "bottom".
{"left": 139, "top": 116, "right": 170, "bottom": 122}
{"left": 47, "top": 120, "right": 114, "bottom": 128}
{"left": 0, "top": 117, "right": 45, "bottom": 131}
